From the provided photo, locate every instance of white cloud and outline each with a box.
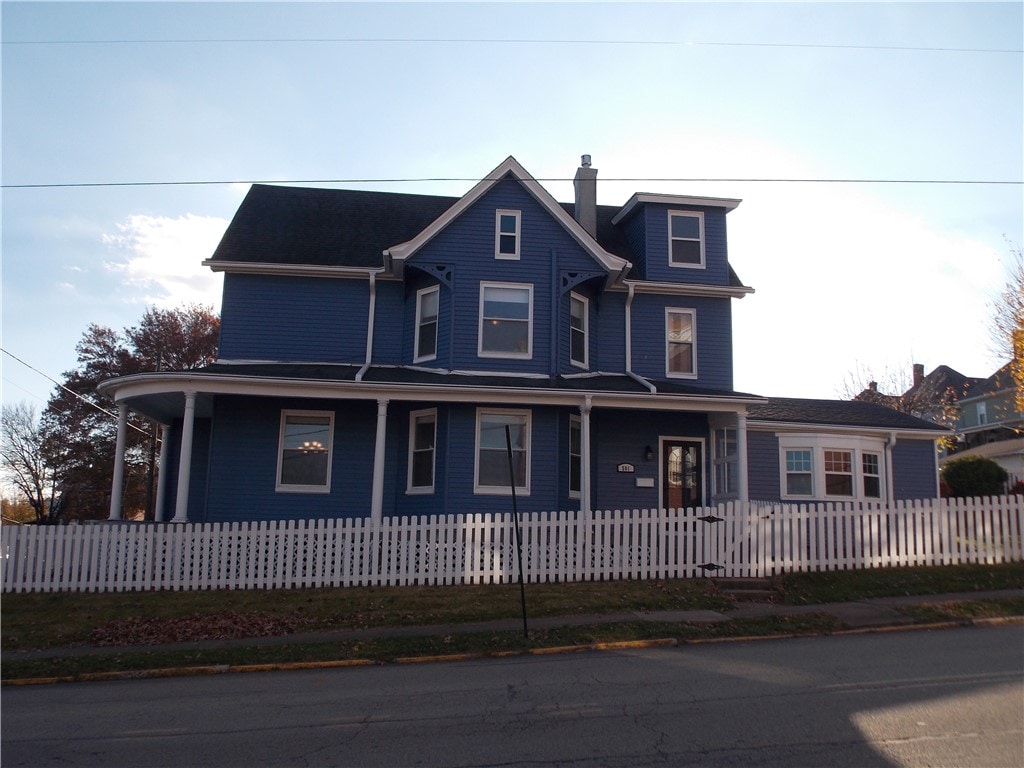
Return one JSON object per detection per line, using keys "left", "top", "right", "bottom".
{"left": 103, "top": 214, "right": 227, "bottom": 310}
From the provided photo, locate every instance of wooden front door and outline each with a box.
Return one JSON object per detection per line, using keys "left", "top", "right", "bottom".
{"left": 662, "top": 440, "right": 703, "bottom": 511}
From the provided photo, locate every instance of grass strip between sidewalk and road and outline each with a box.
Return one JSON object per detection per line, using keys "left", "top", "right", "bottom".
{"left": 2, "top": 562, "right": 1021, "bottom": 682}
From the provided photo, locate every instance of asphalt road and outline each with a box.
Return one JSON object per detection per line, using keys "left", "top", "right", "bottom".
{"left": 3, "top": 625, "right": 1022, "bottom": 767}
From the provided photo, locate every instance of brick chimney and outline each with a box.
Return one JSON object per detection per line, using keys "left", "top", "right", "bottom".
{"left": 912, "top": 363, "right": 924, "bottom": 387}
{"left": 573, "top": 154, "right": 597, "bottom": 237}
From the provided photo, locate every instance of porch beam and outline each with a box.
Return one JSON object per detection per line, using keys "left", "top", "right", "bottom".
{"left": 171, "top": 391, "right": 197, "bottom": 523}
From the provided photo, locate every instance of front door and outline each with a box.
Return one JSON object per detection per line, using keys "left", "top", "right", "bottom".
{"left": 662, "top": 440, "right": 703, "bottom": 511}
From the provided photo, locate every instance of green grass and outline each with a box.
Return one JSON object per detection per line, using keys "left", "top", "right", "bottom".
{"left": 779, "top": 562, "right": 1024, "bottom": 605}
{"left": 1, "top": 614, "right": 841, "bottom": 683}
{"left": 897, "top": 597, "right": 1024, "bottom": 623}
{"left": 1, "top": 578, "right": 732, "bottom": 651}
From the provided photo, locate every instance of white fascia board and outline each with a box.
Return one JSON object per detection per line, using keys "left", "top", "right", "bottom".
{"left": 746, "top": 419, "right": 949, "bottom": 440}
{"left": 612, "top": 193, "right": 742, "bottom": 225}
{"left": 617, "top": 279, "right": 754, "bottom": 299}
{"left": 202, "top": 260, "right": 384, "bottom": 279}
{"left": 383, "top": 156, "right": 631, "bottom": 280}
{"left": 101, "top": 371, "right": 765, "bottom": 413}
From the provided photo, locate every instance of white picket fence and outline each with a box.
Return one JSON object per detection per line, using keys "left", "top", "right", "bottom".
{"left": 2, "top": 496, "right": 1022, "bottom": 593}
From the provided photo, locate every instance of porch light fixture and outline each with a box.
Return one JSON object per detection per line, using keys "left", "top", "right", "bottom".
{"left": 645, "top": 445, "right": 654, "bottom": 462}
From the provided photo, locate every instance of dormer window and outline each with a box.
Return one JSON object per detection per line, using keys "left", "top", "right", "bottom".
{"left": 414, "top": 285, "right": 439, "bottom": 363}
{"left": 668, "top": 211, "right": 704, "bottom": 268}
{"left": 495, "top": 210, "right": 521, "bottom": 259}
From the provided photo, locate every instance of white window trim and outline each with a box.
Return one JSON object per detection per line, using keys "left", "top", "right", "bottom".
{"left": 569, "top": 292, "right": 589, "bottom": 369}
{"left": 778, "top": 434, "right": 887, "bottom": 502}
{"left": 276, "top": 409, "right": 334, "bottom": 494}
{"left": 474, "top": 407, "right": 531, "bottom": 496}
{"left": 862, "top": 451, "right": 882, "bottom": 499}
{"left": 568, "top": 414, "right": 582, "bottom": 499}
{"left": 668, "top": 210, "right": 705, "bottom": 269}
{"left": 478, "top": 281, "right": 534, "bottom": 360}
{"left": 495, "top": 209, "right": 521, "bottom": 260}
{"left": 712, "top": 427, "right": 738, "bottom": 501}
{"left": 414, "top": 284, "right": 439, "bottom": 363}
{"left": 665, "top": 307, "right": 697, "bottom": 379}
{"left": 406, "top": 408, "right": 437, "bottom": 495}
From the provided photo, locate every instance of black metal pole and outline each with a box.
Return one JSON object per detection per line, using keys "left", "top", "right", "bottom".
{"left": 505, "top": 424, "right": 528, "bottom": 639}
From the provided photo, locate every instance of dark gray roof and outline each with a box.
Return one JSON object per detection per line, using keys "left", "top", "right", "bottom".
{"left": 186, "top": 363, "right": 758, "bottom": 400}
{"left": 209, "top": 185, "right": 749, "bottom": 289}
{"left": 209, "top": 185, "right": 459, "bottom": 268}
{"left": 749, "top": 397, "right": 948, "bottom": 431}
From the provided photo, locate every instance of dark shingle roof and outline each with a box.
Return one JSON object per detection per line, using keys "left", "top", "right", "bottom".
{"left": 209, "top": 185, "right": 459, "bottom": 268}
{"left": 749, "top": 397, "right": 948, "bottom": 431}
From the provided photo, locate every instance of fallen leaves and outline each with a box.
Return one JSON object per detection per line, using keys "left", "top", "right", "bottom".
{"left": 89, "top": 612, "right": 317, "bottom": 646}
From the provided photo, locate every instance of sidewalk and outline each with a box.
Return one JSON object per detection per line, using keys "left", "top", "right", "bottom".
{"left": 8, "top": 589, "right": 1022, "bottom": 663}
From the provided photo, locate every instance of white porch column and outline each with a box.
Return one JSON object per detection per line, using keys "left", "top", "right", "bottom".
{"left": 370, "top": 398, "right": 389, "bottom": 525}
{"left": 580, "top": 397, "right": 592, "bottom": 516}
{"left": 154, "top": 424, "right": 172, "bottom": 522}
{"left": 736, "top": 411, "right": 749, "bottom": 503}
{"left": 107, "top": 403, "right": 128, "bottom": 520}
{"left": 171, "top": 391, "right": 197, "bottom": 523}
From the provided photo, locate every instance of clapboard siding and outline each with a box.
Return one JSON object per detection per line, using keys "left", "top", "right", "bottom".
{"left": 407, "top": 179, "right": 607, "bottom": 374}
{"left": 162, "top": 418, "right": 212, "bottom": 522}
{"left": 219, "top": 273, "right": 369, "bottom": 362}
{"left": 893, "top": 438, "right": 940, "bottom": 499}
{"left": 641, "top": 204, "right": 731, "bottom": 285}
{"left": 204, "top": 395, "right": 376, "bottom": 521}
{"left": 628, "top": 293, "right": 734, "bottom": 388}
{"left": 746, "top": 430, "right": 782, "bottom": 500}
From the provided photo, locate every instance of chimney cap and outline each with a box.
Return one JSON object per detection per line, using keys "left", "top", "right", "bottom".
{"left": 581, "top": 154, "right": 591, "bottom": 167}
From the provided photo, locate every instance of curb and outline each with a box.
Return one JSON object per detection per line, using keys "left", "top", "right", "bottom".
{"left": 4, "top": 617, "right": 1020, "bottom": 687}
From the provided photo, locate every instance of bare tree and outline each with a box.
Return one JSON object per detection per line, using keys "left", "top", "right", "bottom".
{"left": 1, "top": 403, "right": 59, "bottom": 523}
{"left": 989, "top": 242, "right": 1023, "bottom": 411}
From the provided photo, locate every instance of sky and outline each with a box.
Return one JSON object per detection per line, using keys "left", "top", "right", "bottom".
{"left": 2, "top": 0, "right": 1022, "bottom": 417}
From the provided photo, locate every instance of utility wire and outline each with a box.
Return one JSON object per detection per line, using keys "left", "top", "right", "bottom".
{"left": 3, "top": 37, "right": 1020, "bottom": 54}
{"left": 1, "top": 348, "right": 150, "bottom": 435}
{"left": 5, "top": 177, "right": 1021, "bottom": 190}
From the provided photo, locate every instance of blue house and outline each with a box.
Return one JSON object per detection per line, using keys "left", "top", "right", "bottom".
{"left": 99, "top": 156, "right": 946, "bottom": 523}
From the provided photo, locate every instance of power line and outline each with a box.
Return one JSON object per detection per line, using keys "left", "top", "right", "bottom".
{"left": 3, "top": 36, "right": 1020, "bottom": 54}
{"left": 5, "top": 176, "right": 1022, "bottom": 190}
{"left": 0, "top": 348, "right": 149, "bottom": 435}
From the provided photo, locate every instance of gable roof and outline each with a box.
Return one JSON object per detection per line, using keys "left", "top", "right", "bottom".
{"left": 749, "top": 397, "right": 948, "bottom": 433}
{"left": 958, "top": 362, "right": 1016, "bottom": 402}
{"left": 383, "top": 156, "right": 631, "bottom": 281}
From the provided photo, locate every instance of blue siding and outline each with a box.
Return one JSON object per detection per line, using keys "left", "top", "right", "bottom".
{"left": 593, "top": 291, "right": 626, "bottom": 371}
{"left": 746, "top": 431, "right": 782, "bottom": 501}
{"left": 162, "top": 418, "right": 212, "bottom": 522}
{"left": 204, "top": 395, "right": 376, "bottom": 521}
{"left": 628, "top": 293, "right": 734, "bottom": 389}
{"left": 893, "top": 439, "right": 940, "bottom": 500}
{"left": 407, "top": 179, "right": 609, "bottom": 374}
{"left": 219, "top": 273, "right": 370, "bottom": 362}
{"left": 373, "top": 280, "right": 405, "bottom": 365}
{"left": 620, "top": 211, "right": 647, "bottom": 279}
{"left": 642, "top": 204, "right": 732, "bottom": 286}
{"left": 591, "top": 409, "right": 709, "bottom": 510}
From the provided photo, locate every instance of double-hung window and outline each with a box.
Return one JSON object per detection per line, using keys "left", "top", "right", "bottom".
{"left": 824, "top": 449, "right": 854, "bottom": 496}
{"left": 495, "top": 210, "right": 520, "bottom": 259}
{"left": 414, "top": 285, "right": 439, "bottom": 363}
{"left": 407, "top": 409, "right": 436, "bottom": 493}
{"left": 785, "top": 449, "right": 813, "bottom": 496}
{"left": 277, "top": 410, "right": 333, "bottom": 492}
{"left": 666, "top": 308, "right": 696, "bottom": 377}
{"left": 713, "top": 428, "right": 738, "bottom": 498}
{"left": 475, "top": 409, "right": 530, "bottom": 494}
{"left": 569, "top": 293, "right": 588, "bottom": 368}
{"left": 668, "top": 211, "right": 704, "bottom": 268}
{"left": 862, "top": 453, "right": 881, "bottom": 498}
{"left": 479, "top": 282, "right": 532, "bottom": 358}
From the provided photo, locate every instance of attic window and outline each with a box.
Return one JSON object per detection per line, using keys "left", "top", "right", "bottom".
{"left": 495, "top": 210, "right": 521, "bottom": 259}
{"left": 668, "top": 211, "right": 705, "bottom": 268}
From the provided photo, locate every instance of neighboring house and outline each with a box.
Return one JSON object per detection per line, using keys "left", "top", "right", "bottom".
{"left": 98, "top": 156, "right": 947, "bottom": 523}
{"left": 944, "top": 363, "right": 1024, "bottom": 486}
{"left": 855, "top": 363, "right": 981, "bottom": 426}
